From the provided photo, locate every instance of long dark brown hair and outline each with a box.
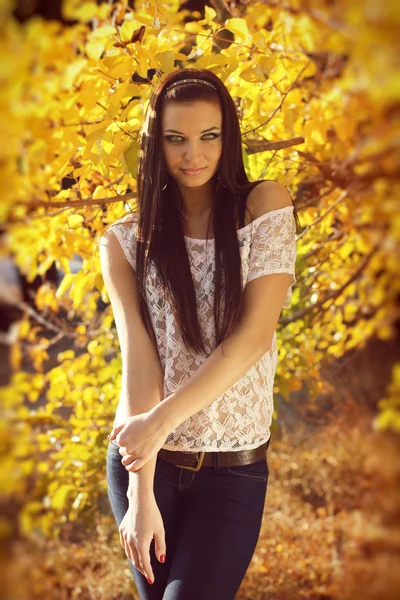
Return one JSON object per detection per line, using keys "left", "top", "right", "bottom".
{"left": 123, "top": 68, "right": 299, "bottom": 356}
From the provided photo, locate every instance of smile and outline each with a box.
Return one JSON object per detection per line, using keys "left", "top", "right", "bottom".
{"left": 181, "top": 168, "right": 206, "bottom": 175}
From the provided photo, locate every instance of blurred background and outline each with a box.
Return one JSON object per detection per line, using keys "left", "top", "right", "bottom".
{"left": 1, "top": 1, "right": 399, "bottom": 599}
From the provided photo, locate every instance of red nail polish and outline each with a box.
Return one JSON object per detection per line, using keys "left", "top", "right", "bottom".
{"left": 147, "top": 577, "right": 153, "bottom": 584}
{"left": 160, "top": 554, "right": 166, "bottom": 563}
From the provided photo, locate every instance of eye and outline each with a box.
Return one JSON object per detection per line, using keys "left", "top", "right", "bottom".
{"left": 165, "top": 135, "right": 183, "bottom": 143}
{"left": 164, "top": 133, "right": 220, "bottom": 143}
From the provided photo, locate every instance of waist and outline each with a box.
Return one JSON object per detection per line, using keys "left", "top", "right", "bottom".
{"left": 157, "top": 437, "right": 271, "bottom": 472}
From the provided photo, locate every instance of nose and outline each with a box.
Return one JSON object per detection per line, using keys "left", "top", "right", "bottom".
{"left": 184, "top": 141, "right": 203, "bottom": 162}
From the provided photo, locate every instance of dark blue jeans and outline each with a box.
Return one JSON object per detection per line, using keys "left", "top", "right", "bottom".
{"left": 106, "top": 441, "right": 269, "bottom": 600}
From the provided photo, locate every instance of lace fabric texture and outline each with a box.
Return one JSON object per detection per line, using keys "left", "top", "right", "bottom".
{"left": 109, "top": 205, "right": 297, "bottom": 452}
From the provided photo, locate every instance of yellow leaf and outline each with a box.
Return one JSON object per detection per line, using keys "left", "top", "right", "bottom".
{"left": 304, "top": 118, "right": 325, "bottom": 145}
{"left": 105, "top": 56, "right": 133, "bottom": 80}
{"left": 57, "top": 350, "right": 75, "bottom": 361}
{"left": 92, "top": 273, "right": 104, "bottom": 292}
{"left": 87, "top": 340, "right": 100, "bottom": 355}
{"left": 93, "top": 185, "right": 106, "bottom": 200}
{"left": 224, "top": 18, "right": 250, "bottom": 41}
{"left": 185, "top": 22, "right": 202, "bottom": 34}
{"left": 259, "top": 53, "right": 278, "bottom": 74}
{"left": 240, "top": 64, "right": 266, "bottom": 83}
{"left": 101, "top": 138, "right": 114, "bottom": 155}
{"left": 154, "top": 50, "right": 174, "bottom": 74}
{"left": 10, "top": 342, "right": 22, "bottom": 371}
{"left": 119, "top": 21, "right": 137, "bottom": 43}
{"left": 56, "top": 274, "right": 74, "bottom": 298}
{"left": 338, "top": 242, "right": 353, "bottom": 259}
{"left": 58, "top": 256, "right": 71, "bottom": 274}
{"left": 134, "top": 12, "right": 156, "bottom": 27}
{"left": 204, "top": 6, "right": 217, "bottom": 22}
{"left": 51, "top": 485, "right": 76, "bottom": 510}
{"left": 62, "top": 60, "right": 88, "bottom": 91}
{"left": 67, "top": 214, "right": 84, "bottom": 228}
{"left": 124, "top": 142, "right": 139, "bottom": 178}
{"left": 19, "top": 320, "right": 30, "bottom": 338}
{"left": 88, "top": 25, "right": 116, "bottom": 41}
{"left": 27, "top": 389, "right": 40, "bottom": 403}
{"left": 85, "top": 40, "right": 105, "bottom": 61}
{"left": 137, "top": 46, "right": 148, "bottom": 79}
{"left": 76, "top": 402, "right": 84, "bottom": 419}
{"left": 37, "top": 254, "right": 56, "bottom": 277}
{"left": 269, "top": 61, "right": 288, "bottom": 85}
{"left": 65, "top": 2, "right": 99, "bottom": 22}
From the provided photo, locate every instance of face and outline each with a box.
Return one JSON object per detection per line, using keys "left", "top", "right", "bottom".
{"left": 161, "top": 101, "right": 223, "bottom": 188}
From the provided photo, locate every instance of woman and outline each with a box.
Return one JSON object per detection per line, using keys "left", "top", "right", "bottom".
{"left": 100, "top": 67, "right": 300, "bottom": 600}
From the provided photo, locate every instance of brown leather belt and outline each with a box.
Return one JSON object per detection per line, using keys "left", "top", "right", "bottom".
{"left": 157, "top": 437, "right": 271, "bottom": 472}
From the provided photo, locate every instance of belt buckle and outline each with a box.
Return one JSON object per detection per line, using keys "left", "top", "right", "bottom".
{"left": 176, "top": 451, "right": 205, "bottom": 472}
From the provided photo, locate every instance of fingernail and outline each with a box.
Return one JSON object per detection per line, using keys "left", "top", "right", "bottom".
{"left": 107, "top": 434, "right": 111, "bottom": 439}
{"left": 147, "top": 577, "right": 153, "bottom": 584}
{"left": 160, "top": 554, "right": 166, "bottom": 563}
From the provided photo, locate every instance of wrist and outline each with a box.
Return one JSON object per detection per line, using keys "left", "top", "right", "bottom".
{"left": 127, "top": 481, "right": 153, "bottom": 502}
{"left": 148, "top": 396, "right": 180, "bottom": 438}
{"left": 126, "top": 460, "right": 156, "bottom": 501}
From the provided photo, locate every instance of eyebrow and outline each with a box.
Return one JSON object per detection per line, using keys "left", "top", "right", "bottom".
{"left": 163, "top": 126, "right": 221, "bottom": 134}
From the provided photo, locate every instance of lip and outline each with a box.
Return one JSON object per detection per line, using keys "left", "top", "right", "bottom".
{"left": 181, "top": 167, "right": 206, "bottom": 175}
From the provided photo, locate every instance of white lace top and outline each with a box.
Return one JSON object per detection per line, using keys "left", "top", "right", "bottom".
{"left": 110, "top": 205, "right": 297, "bottom": 452}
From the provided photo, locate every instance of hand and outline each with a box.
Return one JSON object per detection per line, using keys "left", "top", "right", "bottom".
{"left": 119, "top": 492, "right": 166, "bottom": 584}
{"left": 107, "top": 409, "right": 167, "bottom": 472}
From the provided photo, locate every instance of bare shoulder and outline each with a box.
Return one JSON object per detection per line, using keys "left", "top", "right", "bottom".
{"left": 99, "top": 227, "right": 126, "bottom": 272}
{"left": 100, "top": 211, "right": 138, "bottom": 250}
{"left": 99, "top": 225, "right": 118, "bottom": 249}
{"left": 99, "top": 222, "right": 135, "bottom": 270}
{"left": 246, "top": 180, "right": 293, "bottom": 222}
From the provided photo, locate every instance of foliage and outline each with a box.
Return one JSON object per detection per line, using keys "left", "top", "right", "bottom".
{"left": 373, "top": 362, "right": 400, "bottom": 433}
{"left": 1, "top": 0, "right": 399, "bottom": 546}
{"left": 7, "top": 419, "right": 400, "bottom": 600}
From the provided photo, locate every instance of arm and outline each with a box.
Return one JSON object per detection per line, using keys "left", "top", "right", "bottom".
{"left": 152, "top": 182, "right": 297, "bottom": 434}
{"left": 154, "top": 271, "right": 292, "bottom": 434}
{"left": 99, "top": 226, "right": 164, "bottom": 498}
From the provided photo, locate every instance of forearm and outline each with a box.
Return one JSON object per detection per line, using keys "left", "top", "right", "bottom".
{"left": 115, "top": 355, "right": 164, "bottom": 419}
{"left": 127, "top": 454, "right": 157, "bottom": 502}
{"left": 153, "top": 326, "right": 271, "bottom": 434}
{"left": 115, "top": 363, "right": 165, "bottom": 497}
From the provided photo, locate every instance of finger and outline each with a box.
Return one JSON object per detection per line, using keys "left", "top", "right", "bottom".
{"left": 154, "top": 530, "right": 167, "bottom": 564}
{"left": 138, "top": 545, "right": 154, "bottom": 584}
{"left": 125, "top": 459, "right": 143, "bottom": 472}
{"left": 130, "top": 544, "right": 147, "bottom": 579}
{"left": 108, "top": 423, "right": 124, "bottom": 440}
{"left": 120, "top": 531, "right": 133, "bottom": 563}
{"left": 121, "top": 453, "right": 137, "bottom": 467}
{"left": 124, "top": 536, "right": 146, "bottom": 579}
{"left": 115, "top": 426, "right": 129, "bottom": 446}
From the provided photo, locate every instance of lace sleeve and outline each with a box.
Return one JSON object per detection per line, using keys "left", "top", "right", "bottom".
{"left": 109, "top": 213, "right": 138, "bottom": 272}
{"left": 246, "top": 206, "right": 297, "bottom": 309}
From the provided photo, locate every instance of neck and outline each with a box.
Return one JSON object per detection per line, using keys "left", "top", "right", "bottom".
{"left": 178, "top": 180, "right": 216, "bottom": 219}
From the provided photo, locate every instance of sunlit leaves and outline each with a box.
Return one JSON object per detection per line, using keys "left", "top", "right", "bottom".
{"left": 1, "top": 0, "right": 399, "bottom": 542}
{"left": 224, "top": 18, "right": 251, "bottom": 42}
{"left": 374, "top": 363, "right": 400, "bottom": 433}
